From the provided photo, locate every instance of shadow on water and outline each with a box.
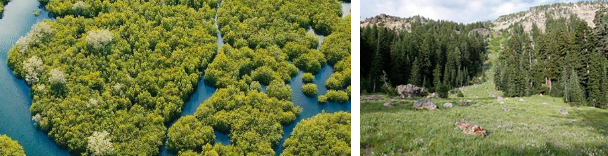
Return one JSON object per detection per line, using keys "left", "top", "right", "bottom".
{"left": 0, "top": 0, "right": 70, "bottom": 155}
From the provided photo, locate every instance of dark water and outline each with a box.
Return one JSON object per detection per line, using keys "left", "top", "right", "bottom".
{"left": 0, "top": 0, "right": 70, "bottom": 155}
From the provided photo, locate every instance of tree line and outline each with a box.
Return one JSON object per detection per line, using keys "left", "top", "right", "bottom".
{"left": 495, "top": 10, "right": 608, "bottom": 108}
{"left": 360, "top": 18, "right": 489, "bottom": 94}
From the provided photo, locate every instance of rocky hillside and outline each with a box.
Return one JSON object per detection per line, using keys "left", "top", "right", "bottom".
{"left": 362, "top": 1, "right": 608, "bottom": 34}
{"left": 360, "top": 14, "right": 429, "bottom": 32}
{"left": 493, "top": 1, "right": 608, "bottom": 32}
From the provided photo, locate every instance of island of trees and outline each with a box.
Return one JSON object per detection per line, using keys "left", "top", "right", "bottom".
{"left": 6, "top": 0, "right": 350, "bottom": 155}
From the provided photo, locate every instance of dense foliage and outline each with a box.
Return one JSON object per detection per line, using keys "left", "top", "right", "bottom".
{"left": 167, "top": 86, "right": 301, "bottom": 155}
{"left": 0, "top": 135, "right": 25, "bottom": 156}
{"left": 495, "top": 12, "right": 608, "bottom": 108}
{"left": 9, "top": 0, "right": 349, "bottom": 155}
{"left": 8, "top": 0, "right": 218, "bottom": 155}
{"left": 281, "top": 112, "right": 351, "bottom": 156}
{"left": 360, "top": 20, "right": 488, "bottom": 94}
{"left": 302, "top": 83, "right": 318, "bottom": 96}
{"left": 302, "top": 72, "right": 314, "bottom": 83}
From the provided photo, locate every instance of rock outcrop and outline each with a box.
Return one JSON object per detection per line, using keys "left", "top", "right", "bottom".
{"left": 413, "top": 99, "right": 437, "bottom": 110}
{"left": 397, "top": 84, "right": 425, "bottom": 99}
{"left": 468, "top": 28, "right": 492, "bottom": 38}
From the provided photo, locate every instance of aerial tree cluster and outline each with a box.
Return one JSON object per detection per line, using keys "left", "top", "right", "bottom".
{"left": 166, "top": 86, "right": 301, "bottom": 155}
{"left": 495, "top": 11, "right": 608, "bottom": 107}
{"left": 0, "top": 135, "right": 25, "bottom": 156}
{"left": 8, "top": 0, "right": 219, "bottom": 155}
{"left": 321, "top": 16, "right": 351, "bottom": 102}
{"left": 281, "top": 112, "right": 351, "bottom": 156}
{"left": 176, "top": 0, "right": 350, "bottom": 154}
{"left": 361, "top": 19, "right": 489, "bottom": 94}
{"left": 9, "top": 0, "right": 349, "bottom": 155}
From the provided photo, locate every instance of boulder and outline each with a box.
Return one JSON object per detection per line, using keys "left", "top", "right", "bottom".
{"left": 558, "top": 108, "right": 568, "bottom": 115}
{"left": 413, "top": 99, "right": 437, "bottom": 110}
{"left": 455, "top": 120, "right": 487, "bottom": 138}
{"left": 497, "top": 96, "right": 506, "bottom": 104}
{"left": 519, "top": 98, "right": 524, "bottom": 102}
{"left": 397, "top": 84, "right": 425, "bottom": 99}
{"left": 443, "top": 102, "right": 453, "bottom": 108}
{"left": 459, "top": 100, "right": 470, "bottom": 106}
{"left": 383, "top": 102, "right": 394, "bottom": 107}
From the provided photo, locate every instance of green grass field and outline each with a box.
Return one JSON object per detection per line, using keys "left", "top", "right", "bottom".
{"left": 361, "top": 33, "right": 608, "bottom": 156}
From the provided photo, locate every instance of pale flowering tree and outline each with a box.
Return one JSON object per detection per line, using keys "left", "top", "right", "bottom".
{"left": 86, "top": 30, "right": 114, "bottom": 50}
{"left": 49, "top": 68, "right": 66, "bottom": 85}
{"left": 72, "top": 1, "right": 86, "bottom": 10}
{"left": 15, "top": 22, "right": 54, "bottom": 54}
{"left": 87, "top": 131, "right": 114, "bottom": 156}
{"left": 22, "top": 56, "right": 43, "bottom": 84}
{"left": 31, "top": 113, "right": 42, "bottom": 123}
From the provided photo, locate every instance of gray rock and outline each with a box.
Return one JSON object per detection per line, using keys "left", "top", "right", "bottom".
{"left": 383, "top": 102, "right": 394, "bottom": 107}
{"left": 443, "top": 102, "right": 453, "bottom": 108}
{"left": 542, "top": 102, "right": 549, "bottom": 105}
{"left": 469, "top": 28, "right": 492, "bottom": 37}
{"left": 497, "top": 97, "right": 506, "bottom": 104}
{"left": 459, "top": 100, "right": 470, "bottom": 106}
{"left": 519, "top": 98, "right": 524, "bottom": 102}
{"left": 413, "top": 99, "right": 437, "bottom": 110}
{"left": 558, "top": 108, "right": 568, "bottom": 115}
{"left": 397, "top": 84, "right": 425, "bottom": 99}
{"left": 502, "top": 107, "right": 513, "bottom": 111}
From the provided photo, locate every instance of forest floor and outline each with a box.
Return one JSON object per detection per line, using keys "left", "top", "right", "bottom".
{"left": 360, "top": 33, "right": 608, "bottom": 155}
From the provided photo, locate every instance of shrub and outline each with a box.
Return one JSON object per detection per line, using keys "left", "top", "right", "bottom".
{"left": 302, "top": 73, "right": 314, "bottom": 83}
{"left": 318, "top": 95, "right": 328, "bottom": 103}
{"left": 325, "top": 90, "right": 349, "bottom": 103}
{"left": 437, "top": 84, "right": 450, "bottom": 98}
{"left": 302, "top": 83, "right": 318, "bottom": 96}
{"left": 457, "top": 90, "right": 465, "bottom": 97}
{"left": 86, "top": 29, "right": 113, "bottom": 50}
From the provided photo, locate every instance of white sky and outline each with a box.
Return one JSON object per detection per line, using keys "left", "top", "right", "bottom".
{"left": 360, "top": 0, "right": 594, "bottom": 23}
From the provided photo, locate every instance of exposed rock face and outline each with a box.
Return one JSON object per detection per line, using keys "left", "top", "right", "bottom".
{"left": 360, "top": 14, "right": 429, "bottom": 33}
{"left": 493, "top": 1, "right": 607, "bottom": 33}
{"left": 397, "top": 84, "right": 426, "bottom": 99}
{"left": 558, "top": 108, "right": 569, "bottom": 115}
{"left": 413, "top": 99, "right": 437, "bottom": 110}
{"left": 497, "top": 97, "right": 506, "bottom": 104}
{"left": 468, "top": 28, "right": 492, "bottom": 38}
{"left": 383, "top": 102, "right": 394, "bottom": 107}
{"left": 443, "top": 102, "right": 453, "bottom": 108}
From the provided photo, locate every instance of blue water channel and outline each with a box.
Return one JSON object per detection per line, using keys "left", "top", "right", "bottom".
{"left": 1, "top": 0, "right": 351, "bottom": 155}
{"left": 0, "top": 0, "right": 70, "bottom": 155}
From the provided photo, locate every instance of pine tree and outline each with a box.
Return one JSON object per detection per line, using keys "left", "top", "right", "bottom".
{"left": 409, "top": 57, "right": 421, "bottom": 86}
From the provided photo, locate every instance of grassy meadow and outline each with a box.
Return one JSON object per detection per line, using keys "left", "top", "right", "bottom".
{"left": 360, "top": 33, "right": 608, "bottom": 155}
